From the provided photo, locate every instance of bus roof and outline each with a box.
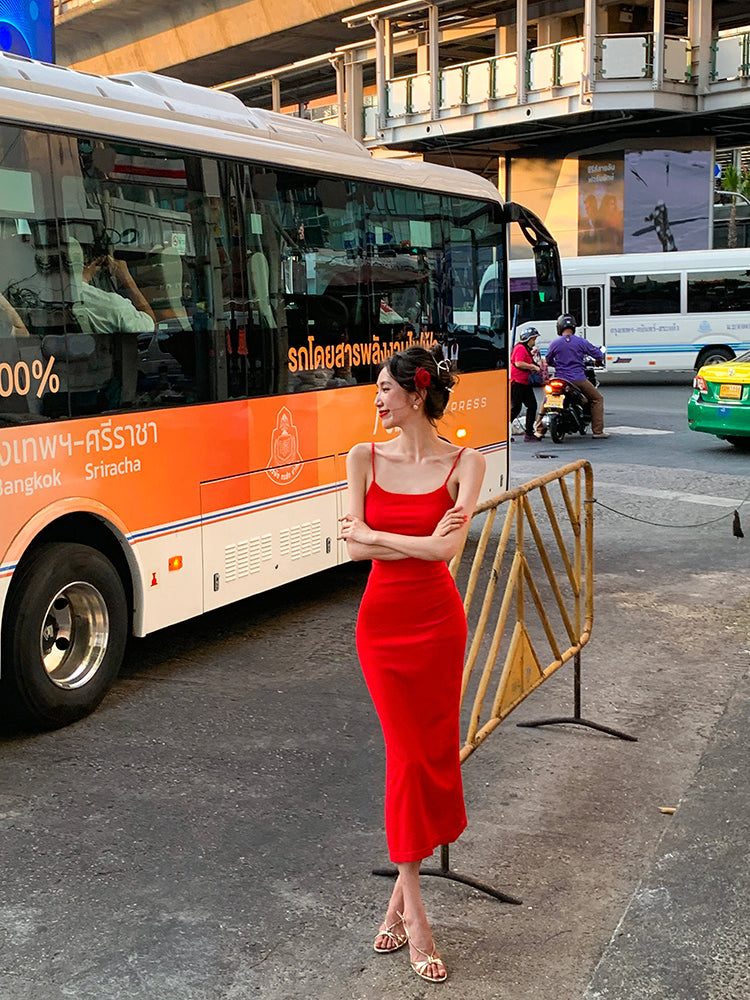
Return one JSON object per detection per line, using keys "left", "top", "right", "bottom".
{"left": 510, "top": 247, "right": 750, "bottom": 278}
{"left": 0, "top": 51, "right": 503, "bottom": 204}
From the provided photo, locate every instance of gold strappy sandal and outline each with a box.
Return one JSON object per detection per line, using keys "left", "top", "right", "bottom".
{"left": 398, "top": 912, "right": 448, "bottom": 983}
{"left": 373, "top": 916, "right": 407, "bottom": 954}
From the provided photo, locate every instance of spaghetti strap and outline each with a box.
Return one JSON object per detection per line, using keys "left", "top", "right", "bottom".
{"left": 443, "top": 447, "right": 466, "bottom": 486}
{"left": 371, "top": 441, "right": 377, "bottom": 483}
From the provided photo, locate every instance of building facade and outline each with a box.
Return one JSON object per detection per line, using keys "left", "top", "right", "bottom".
{"left": 54, "top": 1, "right": 750, "bottom": 254}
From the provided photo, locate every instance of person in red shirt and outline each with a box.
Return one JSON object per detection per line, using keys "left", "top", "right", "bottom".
{"left": 510, "top": 326, "right": 543, "bottom": 442}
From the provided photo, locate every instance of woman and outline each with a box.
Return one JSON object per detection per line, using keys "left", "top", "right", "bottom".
{"left": 339, "top": 345, "right": 485, "bottom": 983}
{"left": 510, "top": 326, "right": 543, "bottom": 442}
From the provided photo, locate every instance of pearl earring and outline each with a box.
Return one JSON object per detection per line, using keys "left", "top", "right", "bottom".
{"left": 413, "top": 403, "right": 419, "bottom": 410}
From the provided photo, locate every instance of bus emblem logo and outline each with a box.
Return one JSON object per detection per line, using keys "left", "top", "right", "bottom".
{"left": 267, "top": 406, "right": 303, "bottom": 485}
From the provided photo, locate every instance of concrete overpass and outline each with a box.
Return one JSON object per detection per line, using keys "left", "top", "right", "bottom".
{"left": 55, "top": 0, "right": 375, "bottom": 88}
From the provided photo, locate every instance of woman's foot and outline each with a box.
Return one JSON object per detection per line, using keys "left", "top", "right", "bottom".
{"left": 373, "top": 914, "right": 407, "bottom": 953}
{"left": 398, "top": 911, "right": 447, "bottom": 982}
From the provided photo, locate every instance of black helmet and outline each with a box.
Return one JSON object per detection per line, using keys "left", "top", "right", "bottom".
{"left": 518, "top": 326, "right": 539, "bottom": 344}
{"left": 557, "top": 314, "right": 576, "bottom": 335}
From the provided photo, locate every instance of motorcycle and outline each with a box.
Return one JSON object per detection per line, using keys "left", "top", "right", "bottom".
{"left": 540, "top": 360, "right": 602, "bottom": 443}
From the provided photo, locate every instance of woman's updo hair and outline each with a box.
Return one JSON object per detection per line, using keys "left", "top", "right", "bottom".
{"left": 382, "top": 345, "right": 456, "bottom": 422}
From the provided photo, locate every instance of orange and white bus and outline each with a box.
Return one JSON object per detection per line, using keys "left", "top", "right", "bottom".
{"left": 0, "top": 52, "right": 558, "bottom": 727}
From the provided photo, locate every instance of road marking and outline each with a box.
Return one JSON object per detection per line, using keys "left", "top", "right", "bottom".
{"left": 606, "top": 426, "right": 674, "bottom": 435}
{"left": 597, "top": 482, "right": 745, "bottom": 509}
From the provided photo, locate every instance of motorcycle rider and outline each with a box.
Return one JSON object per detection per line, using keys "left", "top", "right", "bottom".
{"left": 539, "top": 314, "right": 609, "bottom": 439}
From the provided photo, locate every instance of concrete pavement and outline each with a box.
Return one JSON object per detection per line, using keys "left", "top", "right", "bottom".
{"left": 0, "top": 446, "right": 748, "bottom": 999}
{"left": 583, "top": 661, "right": 750, "bottom": 1000}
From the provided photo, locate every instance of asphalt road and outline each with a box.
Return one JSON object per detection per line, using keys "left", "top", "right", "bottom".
{"left": 1, "top": 385, "right": 748, "bottom": 1000}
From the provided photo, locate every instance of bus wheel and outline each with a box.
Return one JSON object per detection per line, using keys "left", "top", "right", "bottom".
{"left": 697, "top": 346, "right": 734, "bottom": 367}
{"left": 1, "top": 543, "right": 128, "bottom": 729}
{"left": 549, "top": 414, "right": 565, "bottom": 443}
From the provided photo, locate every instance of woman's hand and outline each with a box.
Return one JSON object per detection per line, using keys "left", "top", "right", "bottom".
{"left": 338, "top": 514, "right": 377, "bottom": 545}
{"left": 433, "top": 504, "right": 468, "bottom": 537}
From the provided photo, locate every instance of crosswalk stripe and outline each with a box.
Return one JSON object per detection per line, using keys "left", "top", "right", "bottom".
{"left": 596, "top": 482, "right": 742, "bottom": 509}
{"left": 605, "top": 426, "right": 674, "bottom": 435}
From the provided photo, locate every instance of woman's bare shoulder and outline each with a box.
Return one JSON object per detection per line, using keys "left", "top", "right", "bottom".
{"left": 456, "top": 445, "right": 486, "bottom": 473}
{"left": 346, "top": 441, "right": 372, "bottom": 467}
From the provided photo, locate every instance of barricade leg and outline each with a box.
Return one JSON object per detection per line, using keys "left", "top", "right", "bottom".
{"left": 516, "top": 651, "right": 637, "bottom": 742}
{"left": 372, "top": 844, "right": 523, "bottom": 904}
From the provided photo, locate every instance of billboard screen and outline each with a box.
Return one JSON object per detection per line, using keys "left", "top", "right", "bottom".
{"left": 623, "top": 149, "right": 712, "bottom": 253}
{"left": 0, "top": 1, "right": 54, "bottom": 63}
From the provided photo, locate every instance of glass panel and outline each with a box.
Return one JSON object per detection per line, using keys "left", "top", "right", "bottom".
{"left": 241, "top": 166, "right": 368, "bottom": 394}
{"left": 559, "top": 40, "right": 584, "bottom": 86}
{"left": 465, "top": 60, "right": 491, "bottom": 104}
{"left": 600, "top": 35, "right": 650, "bottom": 80}
{"left": 586, "top": 286, "right": 602, "bottom": 326}
{"left": 0, "top": 126, "right": 63, "bottom": 426}
{"left": 567, "top": 286, "right": 583, "bottom": 326}
{"left": 687, "top": 269, "right": 750, "bottom": 313}
{"left": 365, "top": 185, "right": 440, "bottom": 376}
{"left": 46, "top": 134, "right": 226, "bottom": 416}
{"left": 528, "top": 45, "right": 555, "bottom": 91}
{"left": 509, "top": 275, "right": 558, "bottom": 325}
{"left": 241, "top": 173, "right": 505, "bottom": 390}
{"left": 609, "top": 273, "right": 680, "bottom": 315}
{"left": 441, "top": 195, "right": 506, "bottom": 372}
{"left": 442, "top": 66, "right": 464, "bottom": 108}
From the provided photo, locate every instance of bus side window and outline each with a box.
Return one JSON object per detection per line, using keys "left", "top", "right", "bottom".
{"left": 567, "top": 287, "right": 583, "bottom": 327}
{"left": 587, "top": 287, "right": 601, "bottom": 326}
{"left": 48, "top": 137, "right": 224, "bottom": 415}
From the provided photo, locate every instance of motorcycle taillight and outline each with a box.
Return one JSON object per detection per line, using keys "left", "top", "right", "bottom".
{"left": 547, "top": 380, "right": 565, "bottom": 393}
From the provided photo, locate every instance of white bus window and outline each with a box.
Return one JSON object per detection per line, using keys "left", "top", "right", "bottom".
{"left": 687, "top": 270, "right": 750, "bottom": 313}
{"left": 610, "top": 273, "right": 680, "bottom": 315}
{"left": 587, "top": 287, "right": 602, "bottom": 326}
{"left": 567, "top": 287, "right": 583, "bottom": 326}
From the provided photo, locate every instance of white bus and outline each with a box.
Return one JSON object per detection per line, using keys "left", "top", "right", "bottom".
{"left": 507, "top": 249, "right": 750, "bottom": 376}
{"left": 0, "top": 52, "right": 557, "bottom": 727}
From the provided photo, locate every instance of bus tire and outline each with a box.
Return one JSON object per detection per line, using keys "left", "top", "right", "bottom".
{"left": 1, "top": 542, "right": 128, "bottom": 729}
{"left": 697, "top": 346, "right": 734, "bottom": 368}
{"left": 549, "top": 414, "right": 565, "bottom": 443}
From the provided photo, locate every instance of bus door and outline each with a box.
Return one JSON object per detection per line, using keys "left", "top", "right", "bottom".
{"left": 566, "top": 285, "right": 604, "bottom": 348}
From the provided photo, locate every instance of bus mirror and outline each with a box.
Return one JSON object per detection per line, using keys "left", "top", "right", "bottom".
{"left": 534, "top": 241, "right": 562, "bottom": 306}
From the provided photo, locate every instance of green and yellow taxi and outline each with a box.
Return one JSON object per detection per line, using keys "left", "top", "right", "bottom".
{"left": 688, "top": 350, "right": 750, "bottom": 450}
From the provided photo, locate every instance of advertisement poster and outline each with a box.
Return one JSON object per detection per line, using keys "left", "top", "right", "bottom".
{"left": 577, "top": 155, "right": 624, "bottom": 255}
{"left": 623, "top": 148, "right": 712, "bottom": 253}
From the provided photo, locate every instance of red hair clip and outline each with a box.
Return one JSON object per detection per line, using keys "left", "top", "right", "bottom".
{"left": 414, "top": 367, "right": 431, "bottom": 389}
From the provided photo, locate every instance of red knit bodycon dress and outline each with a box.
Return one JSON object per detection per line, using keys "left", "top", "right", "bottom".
{"left": 356, "top": 444, "right": 468, "bottom": 863}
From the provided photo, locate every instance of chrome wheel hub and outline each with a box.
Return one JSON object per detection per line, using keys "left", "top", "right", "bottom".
{"left": 40, "top": 582, "right": 109, "bottom": 689}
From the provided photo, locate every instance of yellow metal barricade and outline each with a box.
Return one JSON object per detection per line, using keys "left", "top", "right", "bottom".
{"left": 375, "top": 460, "right": 634, "bottom": 903}
{"left": 450, "top": 459, "right": 596, "bottom": 762}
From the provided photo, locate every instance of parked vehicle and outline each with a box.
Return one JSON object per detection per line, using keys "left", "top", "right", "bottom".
{"left": 688, "top": 351, "right": 750, "bottom": 450}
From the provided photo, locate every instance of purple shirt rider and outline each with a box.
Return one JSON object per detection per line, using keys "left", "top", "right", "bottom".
{"left": 546, "top": 333, "right": 605, "bottom": 382}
